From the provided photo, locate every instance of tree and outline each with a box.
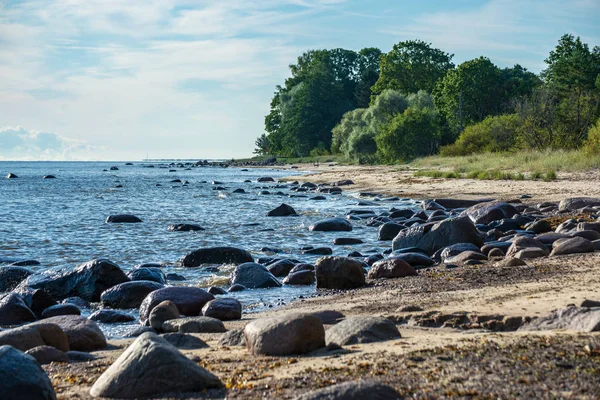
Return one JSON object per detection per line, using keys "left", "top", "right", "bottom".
{"left": 501, "top": 64, "right": 542, "bottom": 107}
{"left": 253, "top": 133, "right": 270, "bottom": 155}
{"left": 433, "top": 56, "right": 504, "bottom": 135}
{"left": 371, "top": 40, "right": 454, "bottom": 99}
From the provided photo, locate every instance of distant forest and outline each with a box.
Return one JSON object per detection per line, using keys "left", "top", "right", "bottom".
{"left": 254, "top": 34, "right": 600, "bottom": 162}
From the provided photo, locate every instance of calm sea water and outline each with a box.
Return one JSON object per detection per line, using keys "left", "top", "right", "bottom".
{"left": 0, "top": 161, "right": 418, "bottom": 337}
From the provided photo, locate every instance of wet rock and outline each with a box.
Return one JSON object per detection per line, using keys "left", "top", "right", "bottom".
{"left": 168, "top": 223, "right": 205, "bottom": 232}
{"left": 0, "top": 293, "right": 37, "bottom": 325}
{"left": 295, "top": 379, "right": 402, "bottom": 400}
{"left": 333, "top": 237, "right": 364, "bottom": 245}
{"left": 105, "top": 214, "right": 142, "bottom": 223}
{"left": 364, "top": 254, "right": 384, "bottom": 266}
{"left": 558, "top": 197, "right": 600, "bottom": 211}
{"left": 208, "top": 286, "right": 227, "bottom": 295}
{"left": 392, "top": 217, "right": 483, "bottom": 254}
{"left": 89, "top": 333, "right": 222, "bottom": 398}
{"left": 244, "top": 313, "right": 325, "bottom": 356}
{"left": 367, "top": 258, "right": 416, "bottom": 279}
{"left": 161, "top": 333, "right": 208, "bottom": 350}
{"left": 0, "top": 345, "right": 57, "bottom": 400}
{"left": 378, "top": 222, "right": 404, "bottom": 241}
{"left": 149, "top": 300, "right": 180, "bottom": 331}
{"left": 162, "top": 316, "right": 227, "bottom": 333}
{"left": 166, "top": 273, "right": 186, "bottom": 281}
{"left": 289, "top": 263, "right": 315, "bottom": 274}
{"left": 127, "top": 265, "right": 166, "bottom": 284}
{"left": 0, "top": 323, "right": 69, "bottom": 352}
{"left": 25, "top": 345, "right": 69, "bottom": 364}
{"left": 139, "top": 287, "right": 213, "bottom": 324}
{"left": 462, "top": 201, "right": 519, "bottom": 224}
{"left": 6, "top": 173, "right": 18, "bottom": 179}
{"left": 230, "top": 262, "right": 281, "bottom": 289}
{"left": 303, "top": 247, "right": 333, "bottom": 255}
{"left": 22, "top": 259, "right": 129, "bottom": 302}
{"left": 267, "top": 259, "right": 296, "bottom": 277}
{"left": 257, "top": 177, "right": 275, "bottom": 182}
{"left": 309, "top": 218, "right": 352, "bottom": 232}
{"left": 41, "top": 303, "right": 81, "bottom": 318}
{"left": 520, "top": 306, "right": 600, "bottom": 332}
{"left": 0, "top": 266, "right": 32, "bottom": 292}
{"left": 315, "top": 257, "right": 365, "bottom": 289}
{"left": 283, "top": 270, "right": 315, "bottom": 285}
{"left": 202, "top": 298, "right": 242, "bottom": 321}
{"left": 228, "top": 284, "right": 246, "bottom": 292}
{"left": 178, "top": 246, "right": 253, "bottom": 267}
{"left": 89, "top": 309, "right": 135, "bottom": 323}
{"left": 325, "top": 316, "right": 401, "bottom": 346}
{"left": 38, "top": 315, "right": 106, "bottom": 351}
{"left": 267, "top": 203, "right": 297, "bottom": 216}
{"left": 218, "top": 329, "right": 246, "bottom": 347}
{"left": 550, "top": 237, "right": 594, "bottom": 256}
{"left": 101, "top": 280, "right": 163, "bottom": 309}
{"left": 581, "top": 299, "right": 600, "bottom": 308}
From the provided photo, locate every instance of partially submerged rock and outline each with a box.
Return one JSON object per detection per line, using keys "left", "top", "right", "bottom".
{"left": 315, "top": 257, "right": 365, "bottom": 289}
{"left": 178, "top": 246, "right": 253, "bottom": 267}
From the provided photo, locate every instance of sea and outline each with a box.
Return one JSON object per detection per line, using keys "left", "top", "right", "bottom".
{"left": 0, "top": 161, "right": 419, "bottom": 337}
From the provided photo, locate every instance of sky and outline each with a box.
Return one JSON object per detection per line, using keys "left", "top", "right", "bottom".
{"left": 0, "top": 0, "right": 599, "bottom": 161}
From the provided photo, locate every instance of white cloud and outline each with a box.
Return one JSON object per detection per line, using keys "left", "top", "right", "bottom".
{"left": 0, "top": 126, "right": 100, "bottom": 161}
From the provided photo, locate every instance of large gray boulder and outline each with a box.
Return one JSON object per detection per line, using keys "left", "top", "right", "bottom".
{"left": 550, "top": 237, "right": 594, "bottom": 256}
{"left": 461, "top": 201, "right": 519, "bottom": 225}
{"left": 0, "top": 345, "right": 57, "bottom": 400}
{"left": 315, "top": 257, "right": 365, "bottom": 289}
{"left": 22, "top": 259, "right": 129, "bottom": 302}
{"left": 559, "top": 197, "right": 600, "bottom": 211}
{"left": 230, "top": 262, "right": 281, "bottom": 289}
{"left": 202, "top": 298, "right": 242, "bottom": 321}
{"left": 149, "top": 300, "right": 180, "bottom": 331}
{"left": 100, "top": 280, "right": 163, "bottom": 309}
{"left": 378, "top": 222, "right": 404, "bottom": 241}
{"left": 0, "top": 293, "right": 37, "bottom": 325}
{"left": 127, "top": 265, "right": 166, "bottom": 284}
{"left": 367, "top": 258, "right": 416, "bottom": 279}
{"left": 392, "top": 217, "right": 483, "bottom": 254}
{"left": 309, "top": 218, "right": 352, "bottom": 232}
{"left": 90, "top": 333, "right": 221, "bottom": 398}
{"left": 178, "top": 246, "right": 253, "bottom": 267}
{"left": 0, "top": 266, "right": 32, "bottom": 292}
{"left": 294, "top": 380, "right": 402, "bottom": 400}
{"left": 325, "top": 316, "right": 401, "bottom": 346}
{"left": 25, "top": 345, "right": 70, "bottom": 365}
{"left": 0, "top": 323, "right": 69, "bottom": 352}
{"left": 37, "top": 315, "right": 106, "bottom": 351}
{"left": 520, "top": 306, "right": 600, "bottom": 332}
{"left": 440, "top": 243, "right": 481, "bottom": 262}
{"left": 162, "top": 316, "right": 227, "bottom": 333}
{"left": 505, "top": 236, "right": 549, "bottom": 258}
{"left": 244, "top": 313, "right": 325, "bottom": 356}
{"left": 138, "top": 286, "right": 214, "bottom": 324}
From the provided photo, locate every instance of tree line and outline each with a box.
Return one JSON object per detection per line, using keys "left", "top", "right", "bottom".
{"left": 255, "top": 35, "right": 600, "bottom": 162}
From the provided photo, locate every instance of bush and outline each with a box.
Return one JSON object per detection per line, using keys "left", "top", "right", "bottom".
{"left": 583, "top": 119, "right": 600, "bottom": 155}
{"left": 440, "top": 114, "right": 522, "bottom": 156}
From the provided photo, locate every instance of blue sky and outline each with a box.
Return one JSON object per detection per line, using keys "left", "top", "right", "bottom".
{"left": 0, "top": 0, "right": 598, "bottom": 160}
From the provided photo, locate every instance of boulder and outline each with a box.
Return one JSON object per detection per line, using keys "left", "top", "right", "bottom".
{"left": 0, "top": 266, "right": 32, "bottom": 292}
{"left": 445, "top": 251, "right": 487, "bottom": 265}
{"left": 37, "top": 315, "right": 106, "bottom": 351}
{"left": 558, "top": 197, "right": 600, "bottom": 211}
{"left": 534, "top": 232, "right": 570, "bottom": 245}
{"left": 267, "top": 259, "right": 296, "bottom": 277}
{"left": 520, "top": 306, "right": 600, "bottom": 332}
{"left": 230, "top": 262, "right": 281, "bottom": 289}
{"left": 461, "top": 201, "right": 519, "bottom": 224}
{"left": 325, "top": 316, "right": 401, "bottom": 346}
{"left": 333, "top": 238, "right": 363, "bottom": 245}
{"left": 550, "top": 237, "right": 594, "bottom": 256}
{"left": 6, "top": 173, "right": 18, "bottom": 179}
{"left": 303, "top": 247, "right": 333, "bottom": 255}
{"left": 513, "top": 247, "right": 548, "bottom": 260}
{"left": 161, "top": 333, "right": 209, "bottom": 350}
{"left": 89, "top": 310, "right": 135, "bottom": 323}
{"left": 505, "top": 236, "right": 549, "bottom": 258}
{"left": 162, "top": 316, "right": 227, "bottom": 333}
{"left": 12, "top": 288, "right": 57, "bottom": 317}
{"left": 25, "top": 345, "right": 70, "bottom": 365}
{"left": 22, "top": 259, "right": 129, "bottom": 302}
{"left": 387, "top": 252, "right": 434, "bottom": 267}
{"left": 41, "top": 303, "right": 81, "bottom": 318}
{"left": 0, "top": 293, "right": 37, "bottom": 325}
{"left": 526, "top": 220, "right": 552, "bottom": 234}
{"left": 89, "top": 333, "right": 221, "bottom": 398}
{"left": 433, "top": 198, "right": 492, "bottom": 209}
{"left": 167, "top": 223, "right": 204, "bottom": 232}
{"left": 207, "top": 286, "right": 227, "bottom": 295}
{"left": 392, "top": 217, "right": 483, "bottom": 254}
{"left": 139, "top": 287, "right": 214, "bottom": 324}
{"left": 312, "top": 310, "right": 345, "bottom": 325}
{"left": 0, "top": 323, "right": 69, "bottom": 352}
{"left": 149, "top": 300, "right": 180, "bottom": 331}
{"left": 378, "top": 223, "right": 404, "bottom": 241}
{"left": 257, "top": 177, "right": 275, "bottom": 182}
{"left": 0, "top": 345, "right": 57, "bottom": 400}
{"left": 101, "top": 280, "right": 163, "bottom": 309}
{"left": 367, "top": 258, "right": 416, "bottom": 279}
{"left": 294, "top": 380, "right": 402, "bottom": 400}
{"left": 309, "top": 218, "right": 352, "bottom": 232}
{"left": 62, "top": 297, "right": 90, "bottom": 309}
{"left": 126, "top": 266, "right": 166, "bottom": 284}
{"left": 218, "top": 329, "right": 246, "bottom": 347}
{"left": 267, "top": 203, "right": 297, "bottom": 217}
{"left": 105, "top": 214, "right": 142, "bottom": 223}
{"left": 283, "top": 270, "right": 315, "bottom": 285}
{"left": 178, "top": 246, "right": 253, "bottom": 267}
{"left": 315, "top": 257, "right": 365, "bottom": 289}
{"left": 440, "top": 243, "right": 481, "bottom": 261}
{"left": 570, "top": 230, "right": 600, "bottom": 241}
{"left": 244, "top": 313, "right": 325, "bottom": 356}
{"left": 202, "top": 298, "right": 242, "bottom": 321}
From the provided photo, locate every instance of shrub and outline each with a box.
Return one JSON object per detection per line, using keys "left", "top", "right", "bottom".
{"left": 439, "top": 114, "right": 522, "bottom": 156}
{"left": 583, "top": 119, "right": 600, "bottom": 155}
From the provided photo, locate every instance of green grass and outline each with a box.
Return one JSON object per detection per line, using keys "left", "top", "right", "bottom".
{"left": 414, "top": 166, "right": 559, "bottom": 181}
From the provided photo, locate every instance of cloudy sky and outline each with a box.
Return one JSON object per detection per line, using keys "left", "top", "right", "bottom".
{"left": 0, "top": 0, "right": 598, "bottom": 161}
